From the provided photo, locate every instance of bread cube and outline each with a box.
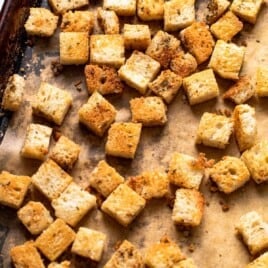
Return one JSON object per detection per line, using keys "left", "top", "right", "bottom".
{"left": 123, "top": 24, "right": 151, "bottom": 50}
{"left": 10, "top": 241, "right": 45, "bottom": 268}
{"left": 118, "top": 51, "right": 160, "bottom": 94}
{"left": 130, "top": 96, "right": 167, "bottom": 126}
{"left": 176, "top": 258, "right": 197, "bottom": 268}
{"left": 90, "top": 160, "right": 124, "bottom": 197}
{"left": 180, "top": 22, "right": 215, "bottom": 65}
{"left": 101, "top": 184, "right": 146, "bottom": 226}
{"left": 209, "top": 156, "right": 250, "bottom": 194}
{"left": 48, "top": 0, "right": 88, "bottom": 14}
{"left": 196, "top": 112, "right": 233, "bottom": 149}
{"left": 183, "top": 69, "right": 219, "bottom": 105}
{"left": 172, "top": 188, "right": 204, "bottom": 227}
{"left": 24, "top": 8, "right": 58, "bottom": 37}
{"left": 2, "top": 74, "right": 25, "bottom": 111}
{"left": 0, "top": 171, "right": 31, "bottom": 209}
{"left": 256, "top": 66, "right": 268, "bottom": 97}
{"left": 71, "top": 227, "right": 106, "bottom": 261}
{"left": 33, "top": 82, "right": 72, "bottom": 125}
{"left": 236, "top": 211, "right": 268, "bottom": 255}
{"left": 103, "top": 0, "right": 136, "bottom": 16}
{"left": 137, "top": 0, "right": 164, "bottom": 21}
{"left": 233, "top": 104, "right": 257, "bottom": 152}
{"left": 230, "top": 0, "right": 263, "bottom": 24}
{"left": 206, "top": 0, "right": 230, "bottom": 24}
{"left": 104, "top": 240, "right": 144, "bottom": 268}
{"left": 164, "top": 0, "right": 195, "bottom": 31}
{"left": 148, "top": 70, "right": 182, "bottom": 104}
{"left": 246, "top": 252, "right": 268, "bottom": 268}
{"left": 78, "top": 91, "right": 116, "bottom": 137}
{"left": 209, "top": 40, "right": 246, "bottom": 80}
{"left": 168, "top": 153, "right": 204, "bottom": 190}
{"left": 61, "top": 11, "right": 94, "bottom": 33}
{"left": 21, "top": 123, "right": 52, "bottom": 160}
{"left": 17, "top": 201, "right": 53, "bottom": 235}
{"left": 146, "top": 30, "right": 181, "bottom": 69}
{"left": 105, "top": 122, "right": 142, "bottom": 159}
{"left": 32, "top": 159, "right": 73, "bottom": 200}
{"left": 50, "top": 135, "right": 81, "bottom": 170}
{"left": 48, "top": 261, "right": 71, "bottom": 268}
{"left": 97, "top": 8, "right": 119, "bottom": 34}
{"left": 35, "top": 219, "right": 76, "bottom": 261}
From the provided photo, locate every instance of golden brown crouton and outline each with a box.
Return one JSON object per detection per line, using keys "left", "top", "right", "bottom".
{"left": 137, "top": 0, "right": 164, "bottom": 21}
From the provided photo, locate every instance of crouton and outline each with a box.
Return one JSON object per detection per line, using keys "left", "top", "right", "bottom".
{"left": 48, "top": 0, "right": 89, "bottom": 14}
{"left": 246, "top": 252, "right": 268, "bottom": 268}
{"left": 256, "top": 66, "right": 268, "bottom": 97}
{"left": 137, "top": 0, "right": 164, "bottom": 21}
{"left": 206, "top": 0, "right": 231, "bottom": 24}
{"left": 176, "top": 258, "right": 197, "bottom": 268}
{"left": 48, "top": 261, "right": 71, "bottom": 268}
{"left": 103, "top": 0, "right": 136, "bottom": 16}
{"left": 97, "top": 8, "right": 119, "bottom": 34}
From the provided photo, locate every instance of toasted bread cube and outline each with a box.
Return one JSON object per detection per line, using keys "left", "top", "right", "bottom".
{"left": 35, "top": 219, "right": 76, "bottom": 261}
{"left": 24, "top": 8, "right": 58, "bottom": 37}
{"left": 21, "top": 123, "right": 52, "bottom": 160}
{"left": 48, "top": 0, "right": 89, "bottom": 14}
{"left": 256, "top": 66, "right": 268, "bottom": 97}
{"left": 209, "top": 40, "right": 246, "bottom": 80}
{"left": 233, "top": 104, "right": 257, "bottom": 152}
{"left": 101, "top": 184, "right": 146, "bottom": 226}
{"left": 223, "top": 75, "right": 255, "bottom": 104}
{"left": 50, "top": 135, "right": 81, "bottom": 170}
{"left": 168, "top": 153, "right": 204, "bottom": 190}
{"left": 17, "top": 201, "right": 53, "bottom": 235}
{"left": 97, "top": 8, "right": 119, "bottom": 34}
{"left": 137, "top": 0, "right": 164, "bottom": 21}
{"left": 196, "top": 112, "right": 233, "bottom": 149}
{"left": 236, "top": 211, "right": 268, "bottom": 255}
{"left": 71, "top": 227, "right": 106, "bottom": 261}
{"left": 164, "top": 0, "right": 195, "bottom": 32}
{"left": 48, "top": 261, "right": 71, "bottom": 268}
{"left": 61, "top": 11, "right": 94, "bottom": 33}
{"left": 146, "top": 31, "right": 181, "bottom": 69}
{"left": 176, "top": 258, "right": 197, "bottom": 268}
{"left": 32, "top": 159, "right": 73, "bottom": 200}
{"left": 2, "top": 74, "right": 25, "bottom": 111}
{"left": 183, "top": 69, "right": 219, "bottom": 105}
{"left": 172, "top": 188, "right": 204, "bottom": 227}
{"left": 10, "top": 241, "right": 45, "bottom": 268}
{"left": 90, "top": 160, "right": 124, "bottom": 197}
{"left": 209, "top": 156, "right": 250, "bottom": 194}
{"left": 103, "top": 0, "right": 136, "bottom": 16}
{"left": 206, "top": 0, "right": 231, "bottom": 24}
{"left": 148, "top": 70, "right": 182, "bottom": 104}
{"left": 246, "top": 252, "right": 268, "bottom": 268}
{"left": 123, "top": 24, "right": 151, "bottom": 50}
{"left": 119, "top": 51, "right": 160, "bottom": 94}
{"left": 78, "top": 91, "right": 116, "bottom": 137}
{"left": 241, "top": 140, "right": 268, "bottom": 184}
{"left": 130, "top": 96, "right": 167, "bottom": 126}
{"left": 104, "top": 240, "right": 144, "bottom": 268}
{"left": 0, "top": 171, "right": 31, "bottom": 209}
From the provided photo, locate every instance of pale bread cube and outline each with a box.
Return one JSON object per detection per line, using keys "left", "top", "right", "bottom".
{"left": 0, "top": 171, "right": 31, "bottom": 209}
{"left": 105, "top": 122, "right": 142, "bottom": 159}
{"left": 71, "top": 227, "right": 106, "bottom": 261}
{"left": 104, "top": 240, "right": 144, "bottom": 268}
{"left": 209, "top": 156, "right": 250, "bottom": 194}
{"left": 236, "top": 211, "right": 268, "bottom": 255}
{"left": 118, "top": 51, "right": 160, "bottom": 94}
{"left": 33, "top": 82, "right": 72, "bottom": 125}
{"left": 168, "top": 153, "right": 204, "bottom": 190}
{"left": 17, "top": 201, "right": 53, "bottom": 235}
{"left": 10, "top": 241, "right": 45, "bottom": 268}
{"left": 2, "top": 74, "right": 25, "bottom": 111}
{"left": 196, "top": 112, "right": 233, "bottom": 149}
{"left": 21, "top": 123, "right": 52, "bottom": 160}
{"left": 164, "top": 0, "right": 195, "bottom": 31}
{"left": 123, "top": 24, "right": 151, "bottom": 50}
{"left": 233, "top": 104, "right": 257, "bottom": 152}
{"left": 101, "top": 184, "right": 146, "bottom": 226}
{"left": 31, "top": 159, "right": 73, "bottom": 200}
{"left": 61, "top": 11, "right": 94, "bottom": 33}
{"left": 52, "top": 182, "right": 96, "bottom": 227}
{"left": 50, "top": 135, "right": 81, "bottom": 170}
{"left": 172, "top": 188, "right": 204, "bottom": 227}
{"left": 183, "top": 69, "right": 219, "bottom": 105}
{"left": 148, "top": 70, "right": 182, "bottom": 104}
{"left": 246, "top": 252, "right": 268, "bottom": 268}
{"left": 48, "top": 261, "right": 71, "bottom": 268}
{"left": 35, "top": 219, "right": 76, "bottom": 261}
{"left": 130, "top": 96, "right": 167, "bottom": 126}
{"left": 256, "top": 66, "right": 268, "bottom": 97}
{"left": 90, "top": 160, "right": 124, "bottom": 197}
{"left": 206, "top": 0, "right": 230, "bottom": 24}
{"left": 48, "top": 0, "right": 89, "bottom": 14}
{"left": 78, "top": 91, "right": 116, "bottom": 137}
{"left": 103, "top": 0, "right": 136, "bottom": 16}
{"left": 137, "top": 0, "right": 164, "bottom": 21}
{"left": 230, "top": 0, "right": 263, "bottom": 24}
{"left": 97, "top": 8, "right": 119, "bottom": 34}
{"left": 90, "top": 35, "right": 125, "bottom": 68}
{"left": 209, "top": 40, "right": 246, "bottom": 80}
{"left": 176, "top": 258, "right": 197, "bottom": 268}
{"left": 24, "top": 8, "right": 58, "bottom": 37}
{"left": 146, "top": 30, "right": 181, "bottom": 69}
